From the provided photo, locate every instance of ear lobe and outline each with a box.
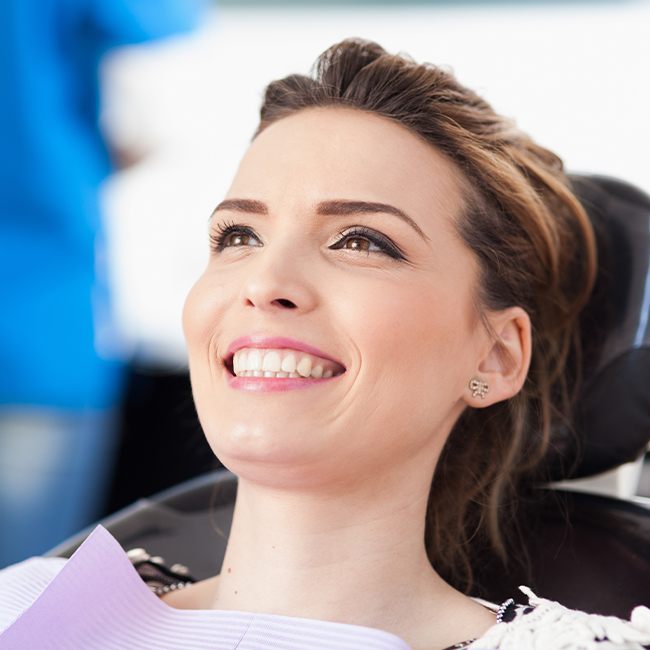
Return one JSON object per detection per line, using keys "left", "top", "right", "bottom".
{"left": 466, "top": 307, "right": 532, "bottom": 408}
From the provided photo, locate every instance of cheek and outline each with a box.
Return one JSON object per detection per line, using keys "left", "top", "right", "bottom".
{"left": 182, "top": 274, "right": 234, "bottom": 456}
{"left": 347, "top": 278, "right": 474, "bottom": 443}
{"left": 182, "top": 272, "right": 228, "bottom": 353}
{"left": 360, "top": 278, "right": 471, "bottom": 375}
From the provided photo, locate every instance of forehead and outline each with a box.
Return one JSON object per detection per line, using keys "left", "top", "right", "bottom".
{"left": 228, "top": 108, "right": 466, "bottom": 233}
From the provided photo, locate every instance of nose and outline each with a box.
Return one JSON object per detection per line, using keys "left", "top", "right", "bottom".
{"left": 239, "top": 241, "right": 318, "bottom": 314}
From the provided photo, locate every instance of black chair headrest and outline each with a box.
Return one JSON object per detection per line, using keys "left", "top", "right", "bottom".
{"left": 544, "top": 174, "right": 650, "bottom": 481}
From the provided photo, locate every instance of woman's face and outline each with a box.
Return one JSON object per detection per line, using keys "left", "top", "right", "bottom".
{"left": 183, "top": 108, "right": 488, "bottom": 489}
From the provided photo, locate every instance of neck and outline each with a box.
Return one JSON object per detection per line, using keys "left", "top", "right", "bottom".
{"left": 208, "top": 462, "right": 455, "bottom": 635}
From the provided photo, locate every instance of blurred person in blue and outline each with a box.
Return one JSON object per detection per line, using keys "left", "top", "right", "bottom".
{"left": 0, "top": 0, "right": 206, "bottom": 568}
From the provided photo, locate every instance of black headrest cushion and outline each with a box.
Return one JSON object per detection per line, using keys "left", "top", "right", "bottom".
{"left": 544, "top": 175, "right": 650, "bottom": 480}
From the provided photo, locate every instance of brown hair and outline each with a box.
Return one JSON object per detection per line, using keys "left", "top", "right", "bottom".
{"left": 255, "top": 38, "right": 597, "bottom": 593}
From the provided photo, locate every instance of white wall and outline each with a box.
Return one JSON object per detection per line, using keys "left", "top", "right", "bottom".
{"left": 101, "top": 1, "right": 650, "bottom": 364}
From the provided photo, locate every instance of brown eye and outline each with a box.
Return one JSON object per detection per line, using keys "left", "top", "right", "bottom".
{"left": 210, "top": 223, "right": 261, "bottom": 252}
{"left": 226, "top": 233, "right": 252, "bottom": 247}
{"left": 329, "top": 226, "right": 407, "bottom": 261}
{"left": 343, "top": 237, "right": 371, "bottom": 252}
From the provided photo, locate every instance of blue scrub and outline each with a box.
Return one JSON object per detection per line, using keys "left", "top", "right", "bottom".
{"left": 0, "top": 0, "right": 205, "bottom": 566}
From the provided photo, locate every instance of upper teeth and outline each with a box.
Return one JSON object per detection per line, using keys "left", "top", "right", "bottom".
{"left": 231, "top": 348, "right": 343, "bottom": 379}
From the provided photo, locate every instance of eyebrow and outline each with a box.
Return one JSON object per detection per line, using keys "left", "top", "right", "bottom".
{"left": 316, "top": 200, "right": 428, "bottom": 241}
{"left": 211, "top": 198, "right": 429, "bottom": 242}
{"left": 212, "top": 199, "right": 268, "bottom": 215}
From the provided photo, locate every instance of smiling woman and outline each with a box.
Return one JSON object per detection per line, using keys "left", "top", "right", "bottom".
{"left": 182, "top": 40, "right": 588, "bottom": 593}
{"left": 2, "top": 38, "right": 650, "bottom": 650}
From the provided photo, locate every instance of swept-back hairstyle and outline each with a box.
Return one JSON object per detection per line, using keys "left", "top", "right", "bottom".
{"left": 254, "top": 38, "right": 597, "bottom": 593}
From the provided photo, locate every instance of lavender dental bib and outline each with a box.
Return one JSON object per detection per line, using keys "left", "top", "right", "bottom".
{"left": 0, "top": 525, "right": 411, "bottom": 649}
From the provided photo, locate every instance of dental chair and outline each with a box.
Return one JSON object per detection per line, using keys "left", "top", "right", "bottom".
{"left": 47, "top": 174, "right": 650, "bottom": 618}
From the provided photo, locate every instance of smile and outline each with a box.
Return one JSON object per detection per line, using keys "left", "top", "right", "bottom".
{"left": 226, "top": 348, "right": 346, "bottom": 379}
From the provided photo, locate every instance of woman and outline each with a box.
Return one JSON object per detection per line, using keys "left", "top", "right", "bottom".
{"left": 1, "top": 38, "right": 648, "bottom": 650}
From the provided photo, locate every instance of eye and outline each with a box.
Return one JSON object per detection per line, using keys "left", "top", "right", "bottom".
{"left": 210, "top": 221, "right": 262, "bottom": 252}
{"left": 209, "top": 221, "right": 407, "bottom": 262}
{"left": 329, "top": 226, "right": 406, "bottom": 261}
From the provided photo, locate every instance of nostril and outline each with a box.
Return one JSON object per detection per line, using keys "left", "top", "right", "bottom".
{"left": 273, "top": 298, "right": 297, "bottom": 308}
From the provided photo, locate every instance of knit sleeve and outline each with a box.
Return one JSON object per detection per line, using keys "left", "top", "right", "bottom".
{"left": 468, "top": 586, "right": 650, "bottom": 650}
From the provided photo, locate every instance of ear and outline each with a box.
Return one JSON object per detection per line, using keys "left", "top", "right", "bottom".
{"left": 464, "top": 306, "right": 532, "bottom": 408}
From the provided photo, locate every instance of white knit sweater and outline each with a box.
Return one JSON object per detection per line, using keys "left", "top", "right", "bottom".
{"left": 468, "top": 586, "right": 650, "bottom": 650}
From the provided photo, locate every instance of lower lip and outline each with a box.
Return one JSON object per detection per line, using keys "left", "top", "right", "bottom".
{"left": 226, "top": 373, "right": 342, "bottom": 392}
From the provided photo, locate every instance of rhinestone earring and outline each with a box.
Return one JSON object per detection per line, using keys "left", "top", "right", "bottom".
{"left": 469, "top": 377, "right": 489, "bottom": 399}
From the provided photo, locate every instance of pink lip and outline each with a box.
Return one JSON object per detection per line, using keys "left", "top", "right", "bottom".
{"left": 226, "top": 374, "right": 340, "bottom": 392}
{"left": 225, "top": 335, "right": 345, "bottom": 368}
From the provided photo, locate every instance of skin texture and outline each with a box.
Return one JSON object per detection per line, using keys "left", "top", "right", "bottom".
{"left": 180, "top": 107, "right": 531, "bottom": 649}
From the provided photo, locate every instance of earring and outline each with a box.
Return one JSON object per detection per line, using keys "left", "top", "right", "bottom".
{"left": 469, "top": 377, "right": 489, "bottom": 399}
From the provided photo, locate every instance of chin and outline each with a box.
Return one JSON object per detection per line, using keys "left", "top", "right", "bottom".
{"left": 203, "top": 420, "right": 325, "bottom": 475}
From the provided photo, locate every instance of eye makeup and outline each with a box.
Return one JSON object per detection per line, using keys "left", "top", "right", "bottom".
{"left": 209, "top": 221, "right": 407, "bottom": 261}
{"left": 210, "top": 220, "right": 261, "bottom": 252}
{"left": 329, "top": 226, "right": 406, "bottom": 260}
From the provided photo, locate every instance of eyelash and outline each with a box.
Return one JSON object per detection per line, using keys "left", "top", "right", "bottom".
{"left": 209, "top": 221, "right": 406, "bottom": 261}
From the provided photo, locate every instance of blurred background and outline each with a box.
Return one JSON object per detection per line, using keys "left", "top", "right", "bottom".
{"left": 1, "top": 0, "right": 649, "bottom": 569}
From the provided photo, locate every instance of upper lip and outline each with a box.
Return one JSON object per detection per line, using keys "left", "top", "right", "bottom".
{"left": 224, "top": 335, "right": 346, "bottom": 370}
